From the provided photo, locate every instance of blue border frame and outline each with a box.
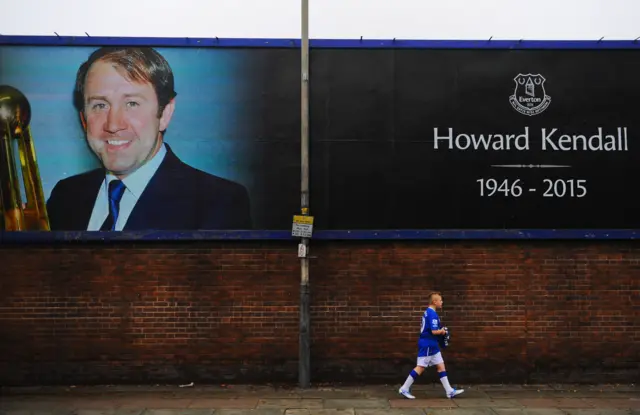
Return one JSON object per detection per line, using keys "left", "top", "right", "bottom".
{"left": 0, "top": 229, "right": 638, "bottom": 242}
{"left": 1, "top": 35, "right": 640, "bottom": 49}
{"left": 0, "top": 35, "right": 639, "bottom": 242}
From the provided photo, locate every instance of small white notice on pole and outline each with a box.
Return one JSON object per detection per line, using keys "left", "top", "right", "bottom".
{"left": 298, "top": 243, "right": 307, "bottom": 258}
{"left": 292, "top": 215, "right": 314, "bottom": 238}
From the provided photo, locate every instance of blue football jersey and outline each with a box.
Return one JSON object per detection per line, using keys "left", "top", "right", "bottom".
{"left": 418, "top": 307, "right": 441, "bottom": 356}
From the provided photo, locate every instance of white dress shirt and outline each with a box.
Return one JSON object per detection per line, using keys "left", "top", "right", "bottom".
{"left": 87, "top": 144, "right": 167, "bottom": 231}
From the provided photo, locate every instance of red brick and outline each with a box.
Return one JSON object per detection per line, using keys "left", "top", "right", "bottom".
{"left": 0, "top": 241, "right": 638, "bottom": 384}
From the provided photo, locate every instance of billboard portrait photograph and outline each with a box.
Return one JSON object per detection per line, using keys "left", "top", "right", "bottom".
{"left": 0, "top": 44, "right": 301, "bottom": 233}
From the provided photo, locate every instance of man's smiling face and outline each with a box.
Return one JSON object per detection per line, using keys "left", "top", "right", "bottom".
{"left": 82, "top": 59, "right": 173, "bottom": 179}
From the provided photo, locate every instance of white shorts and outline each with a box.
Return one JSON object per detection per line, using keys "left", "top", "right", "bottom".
{"left": 417, "top": 352, "right": 444, "bottom": 368}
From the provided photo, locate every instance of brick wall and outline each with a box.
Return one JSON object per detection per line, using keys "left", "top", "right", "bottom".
{"left": 0, "top": 240, "right": 638, "bottom": 386}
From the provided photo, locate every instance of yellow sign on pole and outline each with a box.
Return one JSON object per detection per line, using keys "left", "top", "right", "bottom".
{"left": 292, "top": 215, "right": 314, "bottom": 237}
{"left": 293, "top": 215, "right": 314, "bottom": 225}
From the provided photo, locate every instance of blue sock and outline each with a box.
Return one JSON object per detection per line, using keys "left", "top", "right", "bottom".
{"left": 439, "top": 371, "right": 453, "bottom": 393}
{"left": 401, "top": 370, "right": 420, "bottom": 391}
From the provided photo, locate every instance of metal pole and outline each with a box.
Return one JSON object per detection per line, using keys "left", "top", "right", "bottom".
{"left": 299, "top": 0, "right": 311, "bottom": 390}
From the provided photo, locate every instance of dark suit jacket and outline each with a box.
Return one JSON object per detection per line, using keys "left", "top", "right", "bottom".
{"left": 46, "top": 144, "right": 252, "bottom": 231}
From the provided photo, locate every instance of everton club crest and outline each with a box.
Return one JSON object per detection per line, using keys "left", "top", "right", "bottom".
{"left": 509, "top": 74, "right": 551, "bottom": 116}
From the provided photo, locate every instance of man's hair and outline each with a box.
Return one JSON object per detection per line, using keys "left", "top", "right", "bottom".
{"left": 73, "top": 47, "right": 177, "bottom": 117}
{"left": 428, "top": 292, "right": 442, "bottom": 304}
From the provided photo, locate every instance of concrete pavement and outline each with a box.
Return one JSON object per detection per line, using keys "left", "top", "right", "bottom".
{"left": 0, "top": 383, "right": 637, "bottom": 414}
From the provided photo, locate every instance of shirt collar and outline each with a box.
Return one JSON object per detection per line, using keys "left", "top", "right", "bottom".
{"left": 104, "top": 143, "right": 167, "bottom": 199}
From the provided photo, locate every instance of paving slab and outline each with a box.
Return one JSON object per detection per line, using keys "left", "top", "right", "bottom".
{"left": 72, "top": 410, "right": 146, "bottom": 415}
{"left": 426, "top": 409, "right": 498, "bottom": 415}
{"left": 492, "top": 409, "right": 567, "bottom": 415}
{"left": 475, "top": 385, "right": 556, "bottom": 391}
{"left": 283, "top": 410, "right": 355, "bottom": 415}
{"left": 354, "top": 409, "right": 426, "bottom": 415}
{"left": 117, "top": 399, "right": 192, "bottom": 409}
{"left": 139, "top": 410, "right": 214, "bottom": 415}
{"left": 213, "top": 410, "right": 284, "bottom": 415}
{"left": 556, "top": 384, "right": 637, "bottom": 392}
{"left": 548, "top": 399, "right": 595, "bottom": 409}
{"left": 361, "top": 390, "right": 402, "bottom": 400}
{"left": 581, "top": 398, "right": 640, "bottom": 409}
{"left": 388, "top": 399, "right": 457, "bottom": 409}
{"left": 69, "top": 396, "right": 135, "bottom": 410}
{"left": 188, "top": 398, "right": 259, "bottom": 409}
{"left": 228, "top": 392, "right": 301, "bottom": 399}
{"left": 454, "top": 399, "right": 521, "bottom": 408}
{"left": 516, "top": 399, "right": 592, "bottom": 409}
{"left": 553, "top": 390, "right": 635, "bottom": 399}
{"left": 323, "top": 399, "right": 389, "bottom": 410}
{"left": 487, "top": 390, "right": 629, "bottom": 399}
{"left": 0, "top": 401, "right": 72, "bottom": 411}
{"left": 257, "top": 399, "right": 324, "bottom": 410}
{"left": 296, "top": 391, "right": 368, "bottom": 399}
{"left": 354, "top": 387, "right": 400, "bottom": 400}
{"left": 486, "top": 391, "right": 562, "bottom": 399}
{"left": 562, "top": 410, "right": 635, "bottom": 415}
{"left": 0, "top": 411, "right": 77, "bottom": 415}
{"left": 239, "top": 387, "right": 301, "bottom": 399}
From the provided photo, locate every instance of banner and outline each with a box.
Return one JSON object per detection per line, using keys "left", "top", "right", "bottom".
{"left": 1, "top": 42, "right": 639, "bottom": 235}
{"left": 310, "top": 48, "right": 640, "bottom": 230}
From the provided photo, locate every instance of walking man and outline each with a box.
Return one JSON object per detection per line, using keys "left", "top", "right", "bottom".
{"left": 399, "top": 292, "right": 464, "bottom": 399}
